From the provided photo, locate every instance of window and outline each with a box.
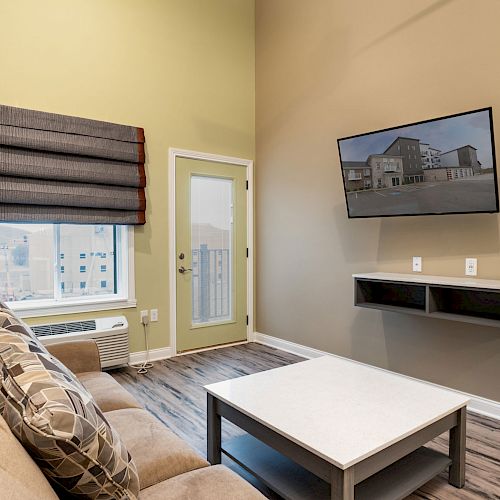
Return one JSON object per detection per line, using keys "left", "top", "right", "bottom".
{"left": 0, "top": 224, "right": 134, "bottom": 315}
{"left": 347, "top": 170, "right": 362, "bottom": 181}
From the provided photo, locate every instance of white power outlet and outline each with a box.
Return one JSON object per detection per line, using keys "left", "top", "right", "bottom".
{"left": 465, "top": 258, "right": 477, "bottom": 276}
{"left": 140, "top": 310, "right": 149, "bottom": 325}
{"left": 412, "top": 256, "right": 422, "bottom": 273}
{"left": 150, "top": 309, "right": 158, "bottom": 322}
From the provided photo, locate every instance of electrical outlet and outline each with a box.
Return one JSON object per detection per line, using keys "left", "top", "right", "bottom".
{"left": 150, "top": 309, "right": 158, "bottom": 322}
{"left": 140, "top": 310, "right": 149, "bottom": 324}
{"left": 465, "top": 258, "right": 477, "bottom": 276}
{"left": 412, "top": 256, "right": 422, "bottom": 273}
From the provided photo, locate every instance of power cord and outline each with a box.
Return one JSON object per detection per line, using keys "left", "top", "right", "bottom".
{"left": 130, "top": 314, "right": 153, "bottom": 374}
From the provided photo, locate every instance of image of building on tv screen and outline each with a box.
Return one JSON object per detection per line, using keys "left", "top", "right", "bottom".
{"left": 338, "top": 109, "right": 498, "bottom": 217}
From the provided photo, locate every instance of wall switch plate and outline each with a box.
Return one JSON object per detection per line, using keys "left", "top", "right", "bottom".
{"left": 412, "top": 256, "right": 422, "bottom": 272}
{"left": 465, "top": 258, "right": 477, "bottom": 276}
{"left": 150, "top": 309, "right": 158, "bottom": 322}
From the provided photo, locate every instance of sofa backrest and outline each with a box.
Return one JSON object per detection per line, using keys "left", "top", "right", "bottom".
{"left": 0, "top": 415, "right": 58, "bottom": 500}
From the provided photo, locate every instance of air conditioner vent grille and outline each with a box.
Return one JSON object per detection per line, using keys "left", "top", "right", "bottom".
{"left": 32, "top": 320, "right": 97, "bottom": 337}
{"left": 33, "top": 316, "right": 128, "bottom": 369}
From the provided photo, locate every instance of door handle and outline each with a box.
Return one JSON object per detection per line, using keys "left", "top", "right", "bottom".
{"left": 178, "top": 266, "right": 192, "bottom": 274}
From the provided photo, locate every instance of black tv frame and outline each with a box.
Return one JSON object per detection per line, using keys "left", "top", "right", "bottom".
{"left": 337, "top": 107, "right": 499, "bottom": 219}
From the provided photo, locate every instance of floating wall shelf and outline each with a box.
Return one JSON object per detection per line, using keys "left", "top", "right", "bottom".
{"left": 353, "top": 272, "right": 500, "bottom": 328}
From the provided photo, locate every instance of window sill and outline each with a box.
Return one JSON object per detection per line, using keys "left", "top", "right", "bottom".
{"left": 10, "top": 298, "right": 137, "bottom": 319}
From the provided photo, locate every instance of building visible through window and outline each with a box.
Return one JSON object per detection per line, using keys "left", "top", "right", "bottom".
{"left": 0, "top": 224, "right": 123, "bottom": 304}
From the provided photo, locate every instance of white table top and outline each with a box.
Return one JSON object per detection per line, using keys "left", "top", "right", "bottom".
{"left": 353, "top": 272, "right": 500, "bottom": 290}
{"left": 205, "top": 356, "right": 469, "bottom": 469}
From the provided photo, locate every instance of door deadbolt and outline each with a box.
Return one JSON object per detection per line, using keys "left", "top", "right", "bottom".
{"left": 178, "top": 252, "right": 185, "bottom": 260}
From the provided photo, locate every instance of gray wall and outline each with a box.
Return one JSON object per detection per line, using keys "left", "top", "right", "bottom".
{"left": 255, "top": 0, "right": 500, "bottom": 401}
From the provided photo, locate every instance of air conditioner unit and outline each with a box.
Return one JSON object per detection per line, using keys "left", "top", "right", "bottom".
{"left": 32, "top": 316, "right": 129, "bottom": 369}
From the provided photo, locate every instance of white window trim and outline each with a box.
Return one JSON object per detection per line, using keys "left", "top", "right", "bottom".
{"left": 9, "top": 226, "right": 136, "bottom": 319}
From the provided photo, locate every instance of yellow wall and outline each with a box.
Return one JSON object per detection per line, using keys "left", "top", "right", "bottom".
{"left": 0, "top": 0, "right": 255, "bottom": 353}
{"left": 256, "top": 0, "right": 500, "bottom": 400}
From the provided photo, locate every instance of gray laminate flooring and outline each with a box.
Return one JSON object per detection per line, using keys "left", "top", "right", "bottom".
{"left": 110, "top": 342, "right": 500, "bottom": 499}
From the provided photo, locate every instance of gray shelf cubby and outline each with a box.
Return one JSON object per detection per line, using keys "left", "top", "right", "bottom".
{"left": 354, "top": 273, "right": 500, "bottom": 328}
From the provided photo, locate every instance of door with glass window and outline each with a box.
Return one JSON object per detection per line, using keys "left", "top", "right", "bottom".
{"left": 175, "top": 157, "right": 247, "bottom": 352}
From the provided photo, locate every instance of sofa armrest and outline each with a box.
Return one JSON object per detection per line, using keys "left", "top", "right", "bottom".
{"left": 45, "top": 340, "right": 101, "bottom": 374}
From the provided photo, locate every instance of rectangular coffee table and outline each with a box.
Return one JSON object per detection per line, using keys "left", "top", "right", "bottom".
{"left": 205, "top": 356, "right": 469, "bottom": 500}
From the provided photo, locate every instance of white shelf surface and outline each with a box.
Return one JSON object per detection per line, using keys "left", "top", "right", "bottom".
{"left": 353, "top": 272, "right": 500, "bottom": 290}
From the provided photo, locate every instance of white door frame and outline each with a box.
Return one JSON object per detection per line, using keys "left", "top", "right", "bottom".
{"left": 168, "top": 148, "right": 254, "bottom": 355}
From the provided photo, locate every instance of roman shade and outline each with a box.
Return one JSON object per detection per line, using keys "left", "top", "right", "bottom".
{"left": 0, "top": 104, "right": 146, "bottom": 224}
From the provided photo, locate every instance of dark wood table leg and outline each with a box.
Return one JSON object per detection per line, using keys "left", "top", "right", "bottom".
{"left": 207, "top": 393, "right": 222, "bottom": 464}
{"left": 448, "top": 406, "right": 466, "bottom": 488}
{"left": 331, "top": 466, "right": 354, "bottom": 500}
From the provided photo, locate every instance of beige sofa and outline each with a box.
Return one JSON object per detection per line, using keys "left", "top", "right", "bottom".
{"left": 0, "top": 338, "right": 264, "bottom": 500}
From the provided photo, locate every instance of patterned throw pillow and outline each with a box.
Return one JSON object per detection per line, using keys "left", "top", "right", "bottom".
{"left": 0, "top": 301, "right": 35, "bottom": 337}
{"left": 0, "top": 306, "right": 139, "bottom": 499}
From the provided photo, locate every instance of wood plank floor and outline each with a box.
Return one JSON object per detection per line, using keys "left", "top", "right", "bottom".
{"left": 110, "top": 343, "right": 500, "bottom": 499}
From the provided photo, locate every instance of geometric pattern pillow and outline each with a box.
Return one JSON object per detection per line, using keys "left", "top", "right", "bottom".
{"left": 0, "top": 321, "right": 139, "bottom": 499}
{"left": 0, "top": 301, "right": 38, "bottom": 340}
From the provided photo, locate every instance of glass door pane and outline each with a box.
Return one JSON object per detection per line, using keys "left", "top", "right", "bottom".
{"left": 191, "top": 176, "right": 233, "bottom": 325}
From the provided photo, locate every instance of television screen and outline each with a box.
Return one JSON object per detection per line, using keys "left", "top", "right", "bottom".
{"left": 338, "top": 108, "right": 499, "bottom": 218}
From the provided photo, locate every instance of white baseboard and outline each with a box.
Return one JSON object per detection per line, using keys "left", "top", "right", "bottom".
{"left": 254, "top": 332, "right": 500, "bottom": 421}
{"left": 128, "top": 346, "right": 174, "bottom": 365}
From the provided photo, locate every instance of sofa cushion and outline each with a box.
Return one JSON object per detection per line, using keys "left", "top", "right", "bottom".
{"left": 0, "top": 415, "right": 58, "bottom": 500}
{"left": 0, "top": 326, "right": 139, "bottom": 499}
{"left": 77, "top": 372, "right": 142, "bottom": 412}
{"left": 140, "top": 464, "right": 265, "bottom": 500}
{"left": 46, "top": 339, "right": 102, "bottom": 374}
{"left": 105, "top": 408, "right": 209, "bottom": 489}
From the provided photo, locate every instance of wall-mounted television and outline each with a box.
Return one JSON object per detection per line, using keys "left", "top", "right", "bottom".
{"left": 337, "top": 108, "right": 499, "bottom": 218}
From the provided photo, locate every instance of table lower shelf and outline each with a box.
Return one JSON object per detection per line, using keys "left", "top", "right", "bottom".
{"left": 223, "top": 434, "right": 451, "bottom": 500}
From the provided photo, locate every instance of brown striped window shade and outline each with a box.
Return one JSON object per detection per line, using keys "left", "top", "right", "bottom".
{"left": 0, "top": 104, "right": 146, "bottom": 225}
